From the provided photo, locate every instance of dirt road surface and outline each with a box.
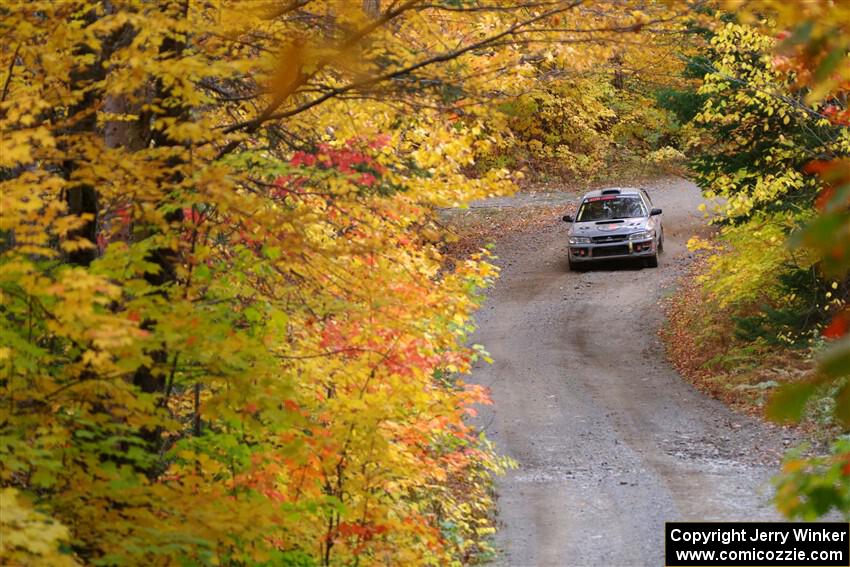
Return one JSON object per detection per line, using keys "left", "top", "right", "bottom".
{"left": 468, "top": 178, "right": 797, "bottom": 567}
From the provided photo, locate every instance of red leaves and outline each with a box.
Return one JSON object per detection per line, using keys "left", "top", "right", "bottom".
{"left": 272, "top": 137, "right": 388, "bottom": 198}
{"left": 182, "top": 207, "right": 206, "bottom": 226}
{"left": 383, "top": 338, "right": 441, "bottom": 378}
{"left": 804, "top": 159, "right": 850, "bottom": 214}
{"left": 814, "top": 185, "right": 836, "bottom": 211}
{"left": 356, "top": 172, "right": 377, "bottom": 187}
{"left": 117, "top": 206, "right": 131, "bottom": 223}
{"left": 318, "top": 319, "right": 361, "bottom": 356}
{"left": 803, "top": 160, "right": 832, "bottom": 175}
{"left": 290, "top": 151, "right": 317, "bottom": 167}
{"left": 824, "top": 310, "right": 850, "bottom": 340}
{"left": 336, "top": 521, "right": 388, "bottom": 541}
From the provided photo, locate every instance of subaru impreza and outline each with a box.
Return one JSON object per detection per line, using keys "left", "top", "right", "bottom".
{"left": 562, "top": 188, "right": 663, "bottom": 271}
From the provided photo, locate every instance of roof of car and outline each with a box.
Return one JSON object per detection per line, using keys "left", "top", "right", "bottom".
{"left": 582, "top": 187, "right": 643, "bottom": 199}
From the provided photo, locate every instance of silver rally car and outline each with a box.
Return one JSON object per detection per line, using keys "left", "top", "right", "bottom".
{"left": 562, "top": 188, "right": 663, "bottom": 271}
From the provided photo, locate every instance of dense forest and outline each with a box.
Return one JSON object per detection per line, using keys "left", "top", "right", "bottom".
{"left": 1, "top": 1, "right": 849, "bottom": 565}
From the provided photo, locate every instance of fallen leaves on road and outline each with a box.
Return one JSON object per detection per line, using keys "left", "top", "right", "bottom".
{"left": 661, "top": 252, "right": 828, "bottom": 439}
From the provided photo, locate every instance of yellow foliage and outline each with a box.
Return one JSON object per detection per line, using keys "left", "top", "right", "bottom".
{"left": 0, "top": 489, "right": 79, "bottom": 566}
{"left": 0, "top": 1, "right": 692, "bottom": 564}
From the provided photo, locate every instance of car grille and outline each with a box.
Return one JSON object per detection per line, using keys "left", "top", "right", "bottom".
{"left": 591, "top": 234, "right": 627, "bottom": 243}
{"left": 592, "top": 244, "right": 629, "bottom": 258}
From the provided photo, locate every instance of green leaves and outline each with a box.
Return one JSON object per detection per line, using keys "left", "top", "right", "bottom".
{"left": 767, "top": 380, "right": 819, "bottom": 423}
{"left": 774, "top": 438, "right": 850, "bottom": 521}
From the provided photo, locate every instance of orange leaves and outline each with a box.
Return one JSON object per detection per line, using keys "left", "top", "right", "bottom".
{"left": 0, "top": 1, "right": 542, "bottom": 563}
{"left": 461, "top": 383, "right": 493, "bottom": 406}
{"left": 336, "top": 521, "right": 388, "bottom": 542}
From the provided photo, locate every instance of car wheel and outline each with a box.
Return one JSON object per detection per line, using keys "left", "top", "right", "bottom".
{"left": 658, "top": 231, "right": 664, "bottom": 252}
{"left": 645, "top": 254, "right": 659, "bottom": 268}
{"left": 568, "top": 258, "right": 585, "bottom": 272}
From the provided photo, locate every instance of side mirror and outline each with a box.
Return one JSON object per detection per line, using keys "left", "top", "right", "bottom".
{"left": 562, "top": 215, "right": 573, "bottom": 223}
{"left": 650, "top": 208, "right": 662, "bottom": 216}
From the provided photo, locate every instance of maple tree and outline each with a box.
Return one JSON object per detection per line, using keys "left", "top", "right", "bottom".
{"left": 0, "top": 1, "right": 694, "bottom": 564}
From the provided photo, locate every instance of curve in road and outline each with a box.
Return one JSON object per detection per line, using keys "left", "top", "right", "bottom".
{"left": 470, "top": 177, "right": 796, "bottom": 567}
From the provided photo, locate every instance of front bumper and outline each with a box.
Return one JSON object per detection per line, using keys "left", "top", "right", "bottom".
{"left": 569, "top": 238, "right": 655, "bottom": 262}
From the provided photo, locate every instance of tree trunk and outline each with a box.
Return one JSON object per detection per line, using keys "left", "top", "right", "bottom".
{"left": 130, "top": 1, "right": 189, "bottom": 406}
{"left": 363, "top": 0, "right": 380, "bottom": 17}
{"left": 63, "top": 8, "right": 109, "bottom": 267}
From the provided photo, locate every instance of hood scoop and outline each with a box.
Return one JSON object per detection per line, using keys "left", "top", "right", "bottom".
{"left": 594, "top": 220, "right": 624, "bottom": 224}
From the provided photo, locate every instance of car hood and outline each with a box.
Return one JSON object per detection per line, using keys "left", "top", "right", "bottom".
{"left": 570, "top": 217, "right": 653, "bottom": 237}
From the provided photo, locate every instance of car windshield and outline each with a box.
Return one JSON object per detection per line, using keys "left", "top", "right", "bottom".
{"left": 576, "top": 196, "right": 646, "bottom": 221}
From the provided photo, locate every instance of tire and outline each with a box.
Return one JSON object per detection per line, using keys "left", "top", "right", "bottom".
{"left": 568, "top": 258, "right": 586, "bottom": 272}
{"left": 658, "top": 231, "right": 664, "bottom": 253}
{"left": 645, "top": 254, "right": 659, "bottom": 268}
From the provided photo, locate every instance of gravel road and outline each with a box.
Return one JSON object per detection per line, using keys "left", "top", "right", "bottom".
{"left": 468, "top": 177, "right": 798, "bottom": 567}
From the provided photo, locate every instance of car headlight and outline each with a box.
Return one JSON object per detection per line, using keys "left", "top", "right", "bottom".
{"left": 629, "top": 230, "right": 653, "bottom": 241}
{"left": 569, "top": 236, "right": 591, "bottom": 244}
